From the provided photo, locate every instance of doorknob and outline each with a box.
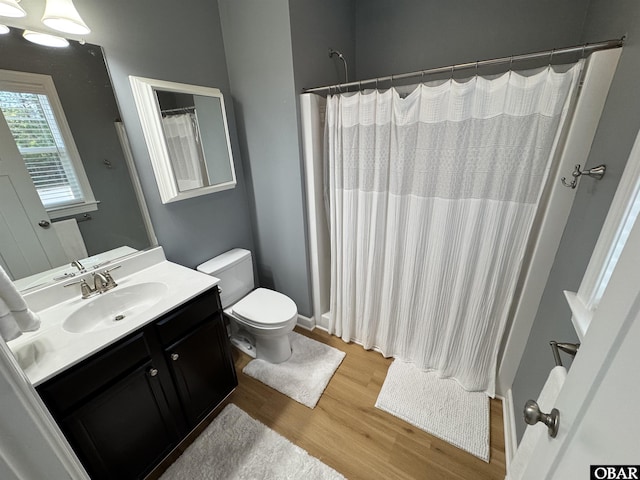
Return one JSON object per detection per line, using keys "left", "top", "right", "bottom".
{"left": 523, "top": 399, "right": 560, "bottom": 437}
{"left": 38, "top": 220, "right": 51, "bottom": 228}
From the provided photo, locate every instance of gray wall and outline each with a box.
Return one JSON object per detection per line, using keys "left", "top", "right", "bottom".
{"left": 354, "top": 0, "right": 589, "bottom": 79}
{"left": 218, "top": 0, "right": 313, "bottom": 317}
{"left": 0, "top": 28, "right": 148, "bottom": 255}
{"left": 289, "top": 0, "right": 356, "bottom": 91}
{"left": 512, "top": 0, "right": 640, "bottom": 441}
{"left": 73, "top": 0, "right": 255, "bottom": 269}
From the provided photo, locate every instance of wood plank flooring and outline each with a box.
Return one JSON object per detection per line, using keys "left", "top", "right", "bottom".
{"left": 151, "top": 327, "right": 506, "bottom": 480}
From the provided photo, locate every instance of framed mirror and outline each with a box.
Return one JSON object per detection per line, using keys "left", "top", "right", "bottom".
{"left": 130, "top": 76, "right": 237, "bottom": 204}
{"left": 0, "top": 26, "right": 155, "bottom": 291}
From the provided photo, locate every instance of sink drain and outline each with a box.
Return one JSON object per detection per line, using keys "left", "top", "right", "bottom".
{"left": 114, "top": 314, "right": 125, "bottom": 322}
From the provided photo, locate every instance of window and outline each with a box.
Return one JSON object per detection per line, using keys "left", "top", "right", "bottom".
{"left": 0, "top": 70, "right": 96, "bottom": 218}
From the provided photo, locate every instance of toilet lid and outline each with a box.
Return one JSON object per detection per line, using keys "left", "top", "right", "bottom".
{"left": 232, "top": 288, "right": 297, "bottom": 327}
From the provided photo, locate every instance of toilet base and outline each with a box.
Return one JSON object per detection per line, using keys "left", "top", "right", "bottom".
{"left": 230, "top": 334, "right": 256, "bottom": 358}
{"left": 255, "top": 334, "right": 292, "bottom": 364}
{"left": 227, "top": 318, "right": 293, "bottom": 364}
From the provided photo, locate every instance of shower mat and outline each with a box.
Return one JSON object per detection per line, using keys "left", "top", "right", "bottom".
{"left": 159, "top": 403, "right": 344, "bottom": 479}
{"left": 243, "top": 332, "right": 345, "bottom": 408}
{"left": 375, "top": 359, "right": 490, "bottom": 461}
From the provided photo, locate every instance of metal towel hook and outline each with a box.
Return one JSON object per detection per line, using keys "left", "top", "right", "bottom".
{"left": 550, "top": 341, "right": 580, "bottom": 367}
{"left": 561, "top": 164, "right": 607, "bottom": 189}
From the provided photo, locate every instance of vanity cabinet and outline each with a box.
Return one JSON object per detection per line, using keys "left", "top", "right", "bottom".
{"left": 36, "top": 287, "right": 237, "bottom": 480}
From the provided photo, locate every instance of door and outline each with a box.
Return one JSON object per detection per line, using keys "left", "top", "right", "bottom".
{"left": 164, "top": 315, "right": 237, "bottom": 427}
{"left": 0, "top": 109, "right": 66, "bottom": 278}
{"left": 520, "top": 188, "right": 640, "bottom": 477}
{"left": 61, "top": 360, "right": 179, "bottom": 480}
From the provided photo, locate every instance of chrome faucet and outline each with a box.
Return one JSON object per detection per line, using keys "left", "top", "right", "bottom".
{"left": 64, "top": 265, "right": 121, "bottom": 299}
{"left": 93, "top": 271, "right": 109, "bottom": 292}
{"left": 71, "top": 259, "right": 86, "bottom": 273}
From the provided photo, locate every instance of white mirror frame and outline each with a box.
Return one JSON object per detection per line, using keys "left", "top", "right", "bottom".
{"left": 129, "top": 76, "right": 237, "bottom": 204}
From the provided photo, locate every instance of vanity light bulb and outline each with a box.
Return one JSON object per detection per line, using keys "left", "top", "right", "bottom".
{"left": 42, "top": 0, "right": 90, "bottom": 35}
{"left": 0, "top": 24, "right": 10, "bottom": 34}
{"left": 0, "top": 0, "right": 26, "bottom": 18}
{"left": 22, "top": 30, "right": 70, "bottom": 48}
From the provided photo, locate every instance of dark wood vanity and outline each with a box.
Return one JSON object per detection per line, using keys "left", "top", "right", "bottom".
{"left": 36, "top": 286, "right": 237, "bottom": 479}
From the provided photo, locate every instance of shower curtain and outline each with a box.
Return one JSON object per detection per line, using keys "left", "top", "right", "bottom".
{"left": 162, "top": 113, "right": 206, "bottom": 191}
{"left": 326, "top": 65, "right": 581, "bottom": 396}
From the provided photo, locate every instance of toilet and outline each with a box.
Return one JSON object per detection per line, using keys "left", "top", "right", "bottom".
{"left": 197, "top": 248, "right": 298, "bottom": 363}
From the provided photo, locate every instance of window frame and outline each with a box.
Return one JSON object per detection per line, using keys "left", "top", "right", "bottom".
{"left": 565, "top": 127, "right": 640, "bottom": 340}
{"left": 0, "top": 69, "right": 97, "bottom": 218}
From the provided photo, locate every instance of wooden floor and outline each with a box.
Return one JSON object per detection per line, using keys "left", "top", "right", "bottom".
{"left": 153, "top": 327, "right": 506, "bottom": 480}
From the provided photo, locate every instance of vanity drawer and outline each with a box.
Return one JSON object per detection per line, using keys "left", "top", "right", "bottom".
{"left": 37, "top": 332, "right": 151, "bottom": 416}
{"left": 154, "top": 287, "right": 219, "bottom": 346}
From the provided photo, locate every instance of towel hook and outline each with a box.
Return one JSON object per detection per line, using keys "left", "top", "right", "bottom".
{"left": 561, "top": 164, "right": 607, "bottom": 189}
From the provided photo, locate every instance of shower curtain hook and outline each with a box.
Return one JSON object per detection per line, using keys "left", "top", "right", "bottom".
{"left": 549, "top": 48, "right": 555, "bottom": 66}
{"left": 450, "top": 65, "right": 455, "bottom": 80}
{"left": 581, "top": 44, "right": 587, "bottom": 59}
{"left": 391, "top": 73, "right": 394, "bottom": 89}
{"left": 475, "top": 60, "right": 479, "bottom": 77}
{"left": 509, "top": 56, "right": 514, "bottom": 71}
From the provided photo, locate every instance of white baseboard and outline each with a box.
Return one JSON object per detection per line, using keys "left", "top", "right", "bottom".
{"left": 296, "top": 314, "right": 315, "bottom": 331}
{"left": 502, "top": 388, "right": 518, "bottom": 473}
{"left": 319, "top": 311, "right": 330, "bottom": 330}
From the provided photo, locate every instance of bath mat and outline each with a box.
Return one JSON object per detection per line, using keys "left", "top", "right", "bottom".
{"left": 242, "top": 332, "right": 345, "bottom": 408}
{"left": 160, "top": 403, "right": 344, "bottom": 480}
{"left": 375, "top": 359, "right": 490, "bottom": 462}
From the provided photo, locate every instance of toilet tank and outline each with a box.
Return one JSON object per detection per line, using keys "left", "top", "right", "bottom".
{"left": 196, "top": 248, "right": 254, "bottom": 308}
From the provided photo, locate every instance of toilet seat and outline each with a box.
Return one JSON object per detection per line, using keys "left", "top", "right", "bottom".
{"left": 232, "top": 288, "right": 297, "bottom": 328}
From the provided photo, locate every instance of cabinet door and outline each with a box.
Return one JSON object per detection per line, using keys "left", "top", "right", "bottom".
{"left": 61, "top": 360, "right": 179, "bottom": 480}
{"left": 165, "top": 316, "right": 237, "bottom": 427}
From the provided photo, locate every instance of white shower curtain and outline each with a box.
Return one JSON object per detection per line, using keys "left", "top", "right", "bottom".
{"left": 162, "top": 113, "right": 206, "bottom": 191}
{"left": 326, "top": 65, "right": 581, "bottom": 396}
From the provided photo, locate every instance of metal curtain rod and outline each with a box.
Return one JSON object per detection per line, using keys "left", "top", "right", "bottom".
{"left": 161, "top": 106, "right": 196, "bottom": 114}
{"left": 302, "top": 37, "right": 625, "bottom": 94}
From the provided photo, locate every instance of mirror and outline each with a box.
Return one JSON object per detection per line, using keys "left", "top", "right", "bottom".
{"left": 130, "top": 76, "right": 237, "bottom": 204}
{"left": 0, "top": 27, "right": 154, "bottom": 290}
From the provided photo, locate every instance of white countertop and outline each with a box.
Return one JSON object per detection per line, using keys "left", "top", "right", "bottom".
{"left": 8, "top": 247, "right": 219, "bottom": 387}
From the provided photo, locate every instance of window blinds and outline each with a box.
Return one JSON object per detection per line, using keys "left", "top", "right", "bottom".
{"left": 0, "top": 90, "right": 84, "bottom": 208}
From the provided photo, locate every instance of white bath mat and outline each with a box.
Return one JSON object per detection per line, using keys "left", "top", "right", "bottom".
{"left": 375, "top": 359, "right": 490, "bottom": 462}
{"left": 160, "top": 403, "right": 344, "bottom": 480}
{"left": 242, "top": 332, "right": 345, "bottom": 408}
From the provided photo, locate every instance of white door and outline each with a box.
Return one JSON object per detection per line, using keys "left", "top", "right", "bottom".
{"left": 0, "top": 109, "right": 67, "bottom": 279}
{"left": 521, "top": 186, "right": 640, "bottom": 477}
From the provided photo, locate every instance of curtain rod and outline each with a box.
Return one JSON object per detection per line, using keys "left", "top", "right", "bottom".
{"left": 302, "top": 37, "right": 625, "bottom": 95}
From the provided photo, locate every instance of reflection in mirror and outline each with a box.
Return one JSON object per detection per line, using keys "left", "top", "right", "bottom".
{"left": 155, "top": 90, "right": 234, "bottom": 192}
{"left": 0, "top": 26, "right": 155, "bottom": 291}
{"left": 130, "top": 76, "right": 236, "bottom": 204}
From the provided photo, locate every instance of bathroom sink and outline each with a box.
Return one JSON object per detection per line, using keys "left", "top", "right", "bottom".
{"left": 62, "top": 282, "right": 169, "bottom": 334}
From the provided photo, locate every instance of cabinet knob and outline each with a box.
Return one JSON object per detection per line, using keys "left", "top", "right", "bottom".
{"left": 149, "top": 367, "right": 159, "bottom": 377}
{"left": 171, "top": 353, "right": 179, "bottom": 361}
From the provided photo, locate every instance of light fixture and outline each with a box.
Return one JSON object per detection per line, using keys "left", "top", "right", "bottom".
{"left": 22, "top": 30, "right": 69, "bottom": 47}
{"left": 42, "top": 0, "right": 90, "bottom": 35}
{"left": 0, "top": 0, "right": 26, "bottom": 18}
{"left": 0, "top": 24, "right": 10, "bottom": 34}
